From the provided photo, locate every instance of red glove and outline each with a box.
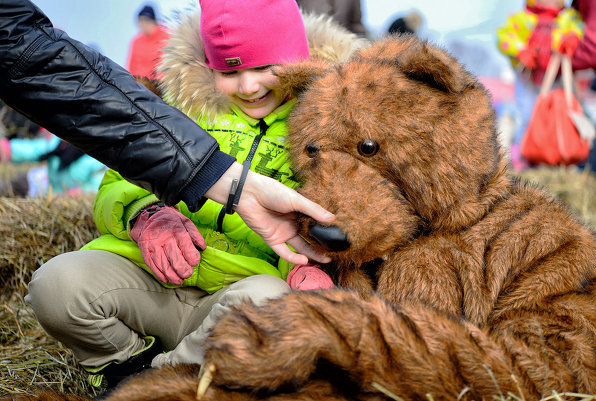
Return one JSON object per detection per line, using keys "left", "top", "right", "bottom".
{"left": 558, "top": 34, "right": 581, "bottom": 57}
{"left": 130, "top": 204, "right": 206, "bottom": 285}
{"left": 286, "top": 264, "right": 334, "bottom": 291}
{"left": 518, "top": 47, "right": 537, "bottom": 69}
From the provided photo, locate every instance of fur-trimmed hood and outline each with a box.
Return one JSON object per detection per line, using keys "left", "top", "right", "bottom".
{"left": 158, "top": 11, "right": 369, "bottom": 120}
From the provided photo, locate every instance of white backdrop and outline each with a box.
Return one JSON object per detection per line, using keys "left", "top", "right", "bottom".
{"left": 30, "top": 0, "right": 527, "bottom": 77}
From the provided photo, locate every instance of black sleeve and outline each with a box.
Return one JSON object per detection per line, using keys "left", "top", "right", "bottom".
{"left": 0, "top": 0, "right": 235, "bottom": 210}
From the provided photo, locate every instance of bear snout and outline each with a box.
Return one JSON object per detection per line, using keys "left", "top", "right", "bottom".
{"left": 308, "top": 223, "right": 350, "bottom": 252}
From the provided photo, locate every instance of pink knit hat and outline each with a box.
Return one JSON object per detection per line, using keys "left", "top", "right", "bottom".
{"left": 199, "top": 0, "right": 310, "bottom": 70}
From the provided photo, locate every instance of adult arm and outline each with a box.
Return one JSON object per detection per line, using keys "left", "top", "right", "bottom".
{"left": 0, "top": 0, "right": 334, "bottom": 264}
{"left": 0, "top": 0, "right": 235, "bottom": 210}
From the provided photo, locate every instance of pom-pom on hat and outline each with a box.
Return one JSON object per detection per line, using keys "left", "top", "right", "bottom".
{"left": 199, "top": 0, "right": 310, "bottom": 70}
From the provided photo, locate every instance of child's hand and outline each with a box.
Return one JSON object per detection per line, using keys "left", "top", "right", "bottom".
{"left": 130, "top": 204, "right": 206, "bottom": 285}
{"left": 287, "top": 264, "right": 334, "bottom": 291}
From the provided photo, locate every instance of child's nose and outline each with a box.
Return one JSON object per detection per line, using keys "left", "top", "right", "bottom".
{"left": 238, "top": 72, "right": 260, "bottom": 94}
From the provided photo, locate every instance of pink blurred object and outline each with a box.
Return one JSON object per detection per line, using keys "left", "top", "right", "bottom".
{"left": 510, "top": 143, "right": 531, "bottom": 172}
{"left": 287, "top": 264, "right": 334, "bottom": 291}
{"left": 0, "top": 138, "right": 11, "bottom": 162}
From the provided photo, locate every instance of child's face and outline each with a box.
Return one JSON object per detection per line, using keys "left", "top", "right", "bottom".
{"left": 213, "top": 65, "right": 285, "bottom": 119}
{"left": 137, "top": 17, "right": 155, "bottom": 36}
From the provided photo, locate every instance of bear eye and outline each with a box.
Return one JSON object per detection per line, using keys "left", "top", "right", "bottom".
{"left": 357, "top": 139, "right": 379, "bottom": 157}
{"left": 306, "top": 142, "right": 320, "bottom": 158}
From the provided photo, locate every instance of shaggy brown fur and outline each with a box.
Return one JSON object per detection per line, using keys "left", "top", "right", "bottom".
{"left": 194, "top": 36, "right": 596, "bottom": 400}
{"left": 133, "top": 76, "right": 162, "bottom": 98}
{"left": 5, "top": 36, "right": 596, "bottom": 401}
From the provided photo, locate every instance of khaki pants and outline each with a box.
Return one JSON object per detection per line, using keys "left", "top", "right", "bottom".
{"left": 25, "top": 250, "right": 290, "bottom": 368}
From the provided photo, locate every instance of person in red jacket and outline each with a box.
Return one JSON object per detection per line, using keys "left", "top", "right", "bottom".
{"left": 570, "top": 0, "right": 596, "bottom": 171}
{"left": 497, "top": 0, "right": 584, "bottom": 170}
{"left": 571, "top": 0, "right": 596, "bottom": 71}
{"left": 126, "top": 5, "right": 170, "bottom": 79}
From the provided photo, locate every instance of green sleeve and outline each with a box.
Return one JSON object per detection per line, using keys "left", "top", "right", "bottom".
{"left": 93, "top": 169, "right": 160, "bottom": 240}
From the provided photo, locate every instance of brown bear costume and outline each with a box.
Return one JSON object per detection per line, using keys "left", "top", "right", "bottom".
{"left": 5, "top": 36, "right": 596, "bottom": 401}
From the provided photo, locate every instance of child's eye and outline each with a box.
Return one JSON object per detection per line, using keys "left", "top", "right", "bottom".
{"left": 220, "top": 70, "right": 238, "bottom": 76}
{"left": 253, "top": 65, "right": 273, "bottom": 71}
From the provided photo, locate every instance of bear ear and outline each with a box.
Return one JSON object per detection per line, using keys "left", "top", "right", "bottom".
{"left": 275, "top": 59, "right": 332, "bottom": 99}
{"left": 396, "top": 40, "right": 468, "bottom": 94}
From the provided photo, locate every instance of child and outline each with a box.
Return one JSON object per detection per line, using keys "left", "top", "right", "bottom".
{"left": 25, "top": 0, "right": 367, "bottom": 392}
{"left": 497, "top": 0, "right": 584, "bottom": 170}
{"left": 0, "top": 128, "right": 107, "bottom": 197}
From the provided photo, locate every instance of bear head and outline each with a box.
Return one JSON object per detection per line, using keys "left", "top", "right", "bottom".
{"left": 278, "top": 36, "right": 511, "bottom": 272}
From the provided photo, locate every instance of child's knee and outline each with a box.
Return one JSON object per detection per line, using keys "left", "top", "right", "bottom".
{"left": 26, "top": 253, "right": 94, "bottom": 327}
{"left": 29, "top": 254, "right": 79, "bottom": 298}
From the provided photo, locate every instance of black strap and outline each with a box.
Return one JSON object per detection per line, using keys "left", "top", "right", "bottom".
{"left": 216, "top": 120, "right": 268, "bottom": 230}
{"left": 129, "top": 202, "right": 165, "bottom": 229}
{"left": 225, "top": 159, "right": 251, "bottom": 215}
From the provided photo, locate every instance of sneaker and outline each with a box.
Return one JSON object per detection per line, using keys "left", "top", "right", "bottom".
{"left": 85, "top": 336, "right": 163, "bottom": 392}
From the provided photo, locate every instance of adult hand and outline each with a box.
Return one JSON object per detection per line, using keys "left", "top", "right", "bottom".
{"left": 130, "top": 204, "right": 206, "bottom": 285}
{"left": 206, "top": 163, "right": 334, "bottom": 265}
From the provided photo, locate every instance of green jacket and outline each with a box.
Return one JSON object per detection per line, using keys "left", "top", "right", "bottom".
{"left": 82, "top": 101, "right": 299, "bottom": 293}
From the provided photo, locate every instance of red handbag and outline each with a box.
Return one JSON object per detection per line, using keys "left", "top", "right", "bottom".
{"left": 520, "top": 54, "right": 591, "bottom": 166}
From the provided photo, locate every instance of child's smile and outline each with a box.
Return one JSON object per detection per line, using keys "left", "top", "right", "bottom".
{"left": 239, "top": 90, "right": 272, "bottom": 104}
{"left": 213, "top": 66, "right": 285, "bottom": 119}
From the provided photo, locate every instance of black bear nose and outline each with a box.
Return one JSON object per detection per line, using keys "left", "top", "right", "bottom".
{"left": 308, "top": 223, "right": 350, "bottom": 252}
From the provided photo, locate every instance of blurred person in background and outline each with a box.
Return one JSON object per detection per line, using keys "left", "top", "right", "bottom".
{"left": 387, "top": 10, "right": 422, "bottom": 36}
{"left": 570, "top": 0, "right": 595, "bottom": 72}
{"left": 570, "top": 0, "right": 596, "bottom": 171}
{"left": 497, "top": 0, "right": 584, "bottom": 171}
{"left": 126, "top": 4, "right": 170, "bottom": 79}
{"left": 0, "top": 128, "right": 107, "bottom": 197}
{"left": 296, "top": 0, "right": 367, "bottom": 36}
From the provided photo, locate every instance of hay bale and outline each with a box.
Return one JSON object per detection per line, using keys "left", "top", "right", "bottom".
{"left": 0, "top": 195, "right": 98, "bottom": 300}
{"left": 0, "top": 193, "right": 99, "bottom": 398}
{"left": 517, "top": 165, "right": 596, "bottom": 229}
{"left": 0, "top": 295, "right": 99, "bottom": 397}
